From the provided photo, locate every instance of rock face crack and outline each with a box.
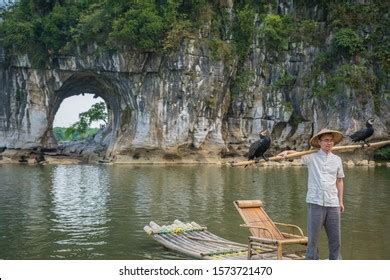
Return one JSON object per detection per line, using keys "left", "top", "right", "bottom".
{"left": 0, "top": 43, "right": 389, "bottom": 159}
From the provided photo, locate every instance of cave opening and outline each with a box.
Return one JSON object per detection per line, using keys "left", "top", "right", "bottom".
{"left": 46, "top": 73, "right": 123, "bottom": 160}
{"left": 51, "top": 93, "right": 112, "bottom": 158}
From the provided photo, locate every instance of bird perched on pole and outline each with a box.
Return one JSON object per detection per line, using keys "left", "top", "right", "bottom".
{"left": 248, "top": 130, "right": 271, "bottom": 162}
{"left": 349, "top": 118, "right": 374, "bottom": 147}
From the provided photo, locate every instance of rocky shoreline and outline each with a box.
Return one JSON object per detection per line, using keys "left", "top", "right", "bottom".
{"left": 1, "top": 148, "right": 389, "bottom": 167}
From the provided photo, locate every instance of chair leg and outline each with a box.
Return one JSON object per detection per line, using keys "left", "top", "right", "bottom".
{"left": 277, "top": 244, "right": 283, "bottom": 260}
{"left": 247, "top": 242, "right": 252, "bottom": 260}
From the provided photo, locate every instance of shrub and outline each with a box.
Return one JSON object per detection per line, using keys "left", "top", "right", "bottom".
{"left": 270, "top": 73, "right": 296, "bottom": 92}
{"left": 333, "top": 28, "right": 363, "bottom": 57}
{"left": 313, "top": 76, "right": 342, "bottom": 100}
{"left": 208, "top": 38, "right": 233, "bottom": 62}
{"left": 373, "top": 146, "right": 390, "bottom": 161}
{"left": 292, "top": 19, "right": 318, "bottom": 45}
{"left": 336, "top": 64, "right": 377, "bottom": 93}
{"left": 258, "top": 14, "right": 292, "bottom": 52}
{"left": 232, "top": 5, "right": 255, "bottom": 60}
{"left": 109, "top": 2, "right": 164, "bottom": 50}
{"left": 163, "top": 19, "right": 192, "bottom": 52}
{"left": 68, "top": 3, "right": 109, "bottom": 49}
{"left": 231, "top": 67, "right": 253, "bottom": 98}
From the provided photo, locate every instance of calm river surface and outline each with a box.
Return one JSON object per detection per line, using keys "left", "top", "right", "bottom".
{"left": 0, "top": 164, "right": 389, "bottom": 260}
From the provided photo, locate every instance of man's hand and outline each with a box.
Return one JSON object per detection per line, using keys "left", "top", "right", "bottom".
{"left": 277, "top": 151, "right": 289, "bottom": 158}
{"left": 339, "top": 202, "right": 345, "bottom": 213}
{"left": 276, "top": 150, "right": 296, "bottom": 160}
{"left": 336, "top": 178, "right": 344, "bottom": 213}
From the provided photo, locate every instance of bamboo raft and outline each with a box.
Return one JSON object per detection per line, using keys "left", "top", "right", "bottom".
{"left": 144, "top": 220, "right": 304, "bottom": 260}
{"left": 229, "top": 140, "right": 390, "bottom": 167}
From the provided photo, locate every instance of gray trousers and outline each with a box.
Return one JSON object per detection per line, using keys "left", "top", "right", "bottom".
{"left": 306, "top": 203, "right": 341, "bottom": 260}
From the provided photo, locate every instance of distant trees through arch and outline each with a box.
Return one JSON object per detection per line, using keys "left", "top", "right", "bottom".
{"left": 53, "top": 94, "right": 108, "bottom": 142}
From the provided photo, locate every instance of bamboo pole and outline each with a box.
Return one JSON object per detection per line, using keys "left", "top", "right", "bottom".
{"left": 228, "top": 140, "right": 390, "bottom": 167}
{"left": 187, "top": 236, "right": 247, "bottom": 248}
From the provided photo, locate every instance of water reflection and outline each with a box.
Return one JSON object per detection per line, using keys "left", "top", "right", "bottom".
{"left": 0, "top": 165, "right": 53, "bottom": 258}
{"left": 0, "top": 164, "right": 389, "bottom": 259}
{"left": 50, "top": 165, "right": 110, "bottom": 258}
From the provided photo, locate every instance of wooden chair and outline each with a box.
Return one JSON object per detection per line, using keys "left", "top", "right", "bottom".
{"left": 234, "top": 200, "right": 307, "bottom": 260}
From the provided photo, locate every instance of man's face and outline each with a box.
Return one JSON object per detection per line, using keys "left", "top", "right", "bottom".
{"left": 319, "top": 133, "right": 334, "bottom": 152}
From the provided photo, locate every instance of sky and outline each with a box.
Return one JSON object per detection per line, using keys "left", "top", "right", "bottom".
{"left": 53, "top": 94, "right": 106, "bottom": 128}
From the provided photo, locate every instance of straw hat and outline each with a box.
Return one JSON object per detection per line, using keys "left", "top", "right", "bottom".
{"left": 309, "top": 128, "right": 343, "bottom": 148}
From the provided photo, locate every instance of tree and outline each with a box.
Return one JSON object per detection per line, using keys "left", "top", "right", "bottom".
{"left": 64, "top": 101, "right": 108, "bottom": 140}
{"left": 108, "top": 1, "right": 165, "bottom": 50}
{"left": 79, "top": 101, "right": 108, "bottom": 125}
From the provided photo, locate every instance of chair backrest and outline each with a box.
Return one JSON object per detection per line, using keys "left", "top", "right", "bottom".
{"left": 234, "top": 200, "right": 285, "bottom": 240}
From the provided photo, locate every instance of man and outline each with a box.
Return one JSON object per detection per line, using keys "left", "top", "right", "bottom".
{"left": 278, "top": 129, "right": 345, "bottom": 260}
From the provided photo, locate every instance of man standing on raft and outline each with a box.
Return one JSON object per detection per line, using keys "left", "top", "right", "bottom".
{"left": 278, "top": 129, "right": 345, "bottom": 260}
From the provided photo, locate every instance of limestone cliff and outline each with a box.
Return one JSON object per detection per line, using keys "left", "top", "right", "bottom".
{"left": 0, "top": 1, "right": 389, "bottom": 161}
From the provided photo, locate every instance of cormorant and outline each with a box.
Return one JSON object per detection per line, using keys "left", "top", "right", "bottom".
{"left": 349, "top": 118, "right": 374, "bottom": 146}
{"left": 248, "top": 130, "right": 271, "bottom": 161}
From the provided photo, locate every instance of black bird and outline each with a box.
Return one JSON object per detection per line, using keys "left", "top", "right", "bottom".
{"left": 248, "top": 130, "right": 271, "bottom": 161}
{"left": 349, "top": 118, "right": 374, "bottom": 147}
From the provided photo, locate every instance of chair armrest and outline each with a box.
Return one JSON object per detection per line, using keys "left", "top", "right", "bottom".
{"left": 274, "top": 222, "right": 305, "bottom": 237}
{"left": 248, "top": 236, "right": 278, "bottom": 245}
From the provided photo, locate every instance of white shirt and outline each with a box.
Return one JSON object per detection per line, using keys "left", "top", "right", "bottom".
{"left": 302, "top": 150, "right": 345, "bottom": 207}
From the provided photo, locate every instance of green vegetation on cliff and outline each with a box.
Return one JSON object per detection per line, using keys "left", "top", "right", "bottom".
{"left": 0, "top": 1, "right": 389, "bottom": 106}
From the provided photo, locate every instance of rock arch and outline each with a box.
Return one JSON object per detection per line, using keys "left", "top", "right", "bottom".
{"left": 47, "top": 72, "right": 130, "bottom": 155}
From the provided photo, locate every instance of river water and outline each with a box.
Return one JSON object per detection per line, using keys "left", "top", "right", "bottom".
{"left": 0, "top": 164, "right": 389, "bottom": 259}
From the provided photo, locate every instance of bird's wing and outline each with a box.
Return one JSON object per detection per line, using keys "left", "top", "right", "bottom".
{"left": 248, "top": 141, "right": 260, "bottom": 159}
{"left": 349, "top": 128, "right": 367, "bottom": 141}
{"left": 263, "top": 137, "right": 271, "bottom": 149}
